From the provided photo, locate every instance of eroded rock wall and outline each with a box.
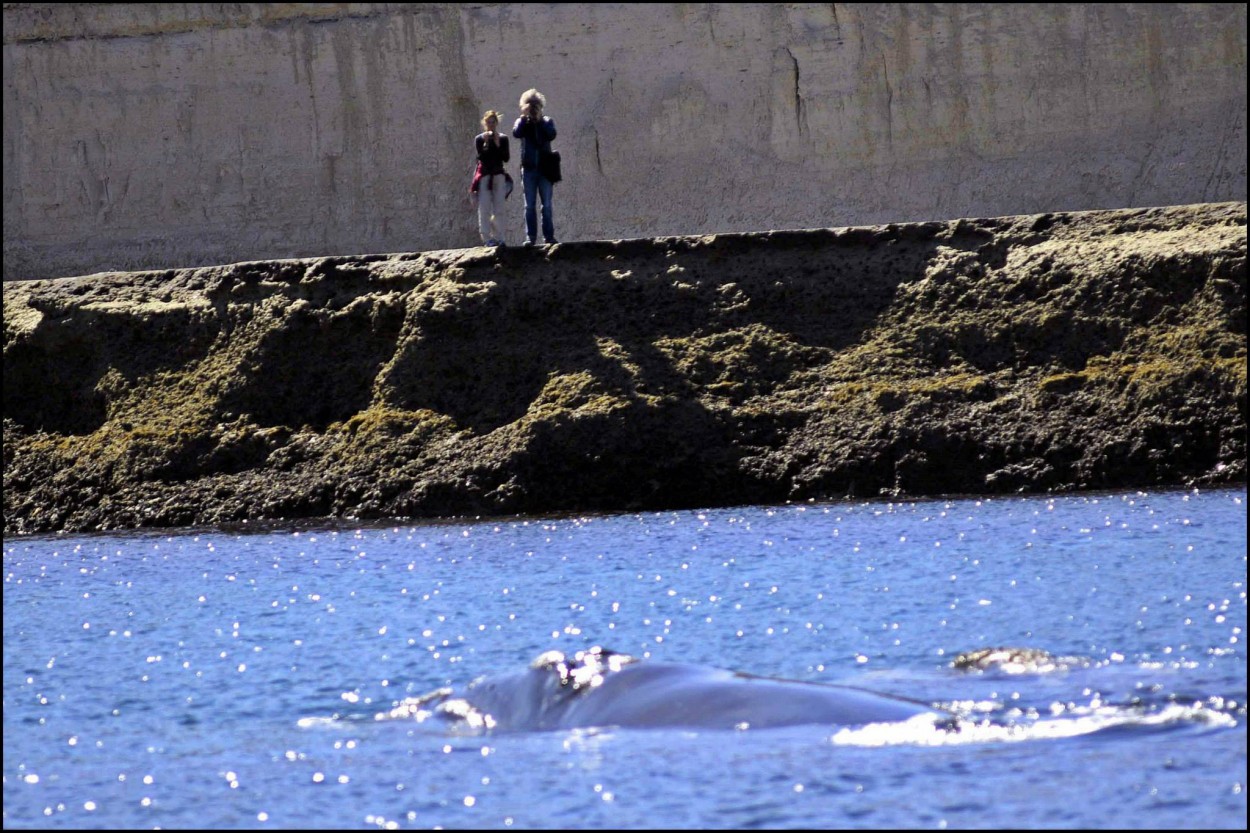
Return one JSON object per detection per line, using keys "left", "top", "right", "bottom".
{"left": 4, "top": 3, "right": 1246, "bottom": 280}
{"left": 4, "top": 202, "right": 1245, "bottom": 533}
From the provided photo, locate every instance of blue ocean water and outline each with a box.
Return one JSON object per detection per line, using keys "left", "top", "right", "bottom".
{"left": 3, "top": 488, "right": 1245, "bottom": 829}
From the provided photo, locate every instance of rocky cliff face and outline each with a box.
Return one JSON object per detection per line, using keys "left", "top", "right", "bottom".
{"left": 4, "top": 202, "right": 1245, "bottom": 534}
{"left": 4, "top": 3, "right": 1246, "bottom": 280}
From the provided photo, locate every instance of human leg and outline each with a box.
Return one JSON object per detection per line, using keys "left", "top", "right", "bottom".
{"left": 522, "top": 168, "right": 540, "bottom": 244}
{"left": 477, "top": 181, "right": 493, "bottom": 243}
{"left": 538, "top": 175, "right": 555, "bottom": 243}
{"left": 488, "top": 175, "right": 507, "bottom": 243}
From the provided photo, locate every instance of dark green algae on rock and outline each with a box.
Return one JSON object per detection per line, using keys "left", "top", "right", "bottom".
{"left": 3, "top": 202, "right": 1246, "bottom": 534}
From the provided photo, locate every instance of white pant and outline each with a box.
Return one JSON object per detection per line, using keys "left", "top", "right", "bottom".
{"left": 477, "top": 174, "right": 507, "bottom": 242}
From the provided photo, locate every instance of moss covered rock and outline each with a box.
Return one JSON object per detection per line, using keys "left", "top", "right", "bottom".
{"left": 4, "top": 203, "right": 1245, "bottom": 533}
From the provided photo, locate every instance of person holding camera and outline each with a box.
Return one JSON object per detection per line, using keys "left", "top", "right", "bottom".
{"left": 512, "top": 88, "right": 558, "bottom": 245}
{"left": 471, "top": 109, "right": 512, "bottom": 246}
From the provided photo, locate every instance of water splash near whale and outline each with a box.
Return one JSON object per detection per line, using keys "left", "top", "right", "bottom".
{"left": 951, "top": 646, "right": 1092, "bottom": 674}
{"left": 340, "top": 646, "right": 1243, "bottom": 746}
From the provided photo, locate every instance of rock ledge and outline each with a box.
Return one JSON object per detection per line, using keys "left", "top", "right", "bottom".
{"left": 4, "top": 203, "right": 1245, "bottom": 533}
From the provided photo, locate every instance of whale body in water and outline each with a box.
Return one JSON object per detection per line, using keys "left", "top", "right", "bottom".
{"left": 386, "top": 647, "right": 947, "bottom": 733}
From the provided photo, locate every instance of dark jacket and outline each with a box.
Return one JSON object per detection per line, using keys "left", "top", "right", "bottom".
{"left": 475, "top": 133, "right": 511, "bottom": 176}
{"left": 511, "top": 116, "right": 557, "bottom": 170}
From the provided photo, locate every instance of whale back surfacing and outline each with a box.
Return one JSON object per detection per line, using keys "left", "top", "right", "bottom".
{"left": 431, "top": 648, "right": 941, "bottom": 733}
{"left": 555, "top": 661, "right": 936, "bottom": 730}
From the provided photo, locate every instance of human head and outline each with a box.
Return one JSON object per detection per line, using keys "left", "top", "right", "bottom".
{"left": 519, "top": 88, "right": 546, "bottom": 114}
{"left": 481, "top": 109, "right": 501, "bottom": 130}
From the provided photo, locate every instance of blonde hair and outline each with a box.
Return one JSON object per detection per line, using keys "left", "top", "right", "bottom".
{"left": 481, "top": 109, "right": 502, "bottom": 128}
{"left": 519, "top": 89, "right": 546, "bottom": 111}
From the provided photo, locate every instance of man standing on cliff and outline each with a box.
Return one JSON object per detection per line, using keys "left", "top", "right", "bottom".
{"left": 512, "top": 88, "right": 558, "bottom": 246}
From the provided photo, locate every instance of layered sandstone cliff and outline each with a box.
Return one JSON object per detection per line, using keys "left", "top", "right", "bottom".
{"left": 4, "top": 202, "right": 1245, "bottom": 534}
{"left": 4, "top": 3, "right": 1246, "bottom": 281}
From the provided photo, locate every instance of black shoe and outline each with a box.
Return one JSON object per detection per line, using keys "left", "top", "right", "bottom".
{"left": 522, "top": 240, "right": 535, "bottom": 247}
{"left": 544, "top": 238, "right": 559, "bottom": 245}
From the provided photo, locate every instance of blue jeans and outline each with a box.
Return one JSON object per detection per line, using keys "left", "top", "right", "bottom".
{"left": 522, "top": 167, "right": 555, "bottom": 243}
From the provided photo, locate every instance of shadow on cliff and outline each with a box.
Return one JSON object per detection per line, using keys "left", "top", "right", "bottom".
{"left": 4, "top": 259, "right": 414, "bottom": 440}
{"left": 367, "top": 213, "right": 1232, "bottom": 511}
{"left": 207, "top": 257, "right": 412, "bottom": 432}
{"left": 377, "top": 223, "right": 1014, "bottom": 432}
{"left": 4, "top": 292, "right": 220, "bottom": 436}
{"left": 371, "top": 226, "right": 998, "bottom": 510}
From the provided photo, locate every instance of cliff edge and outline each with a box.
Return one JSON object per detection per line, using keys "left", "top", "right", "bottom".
{"left": 3, "top": 202, "right": 1246, "bottom": 534}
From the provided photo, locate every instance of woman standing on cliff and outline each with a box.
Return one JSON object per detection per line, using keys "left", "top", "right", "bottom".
{"left": 470, "top": 110, "right": 512, "bottom": 246}
{"left": 512, "top": 89, "right": 558, "bottom": 245}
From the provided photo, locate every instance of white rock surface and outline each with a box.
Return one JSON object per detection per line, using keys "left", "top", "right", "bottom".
{"left": 3, "top": 3, "right": 1245, "bottom": 280}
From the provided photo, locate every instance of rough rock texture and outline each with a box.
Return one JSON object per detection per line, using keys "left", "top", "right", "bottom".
{"left": 4, "top": 3, "right": 1246, "bottom": 281}
{"left": 4, "top": 202, "right": 1245, "bottom": 534}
